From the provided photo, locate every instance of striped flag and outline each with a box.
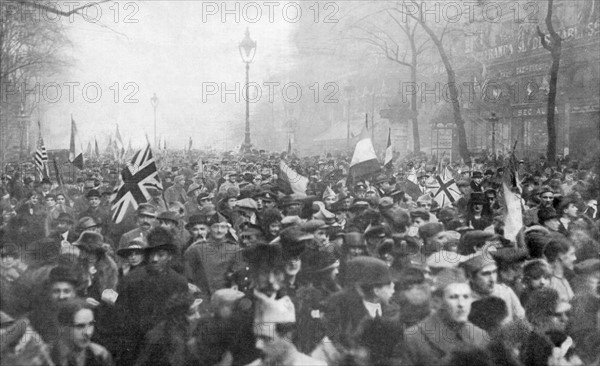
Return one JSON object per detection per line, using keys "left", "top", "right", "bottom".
{"left": 69, "top": 116, "right": 84, "bottom": 169}
{"left": 349, "top": 115, "right": 381, "bottom": 182}
{"left": 34, "top": 135, "right": 49, "bottom": 180}
{"left": 278, "top": 160, "right": 308, "bottom": 196}
{"left": 384, "top": 128, "right": 393, "bottom": 167}
{"left": 111, "top": 144, "right": 162, "bottom": 223}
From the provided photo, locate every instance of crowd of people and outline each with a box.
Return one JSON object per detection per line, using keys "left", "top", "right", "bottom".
{"left": 0, "top": 150, "right": 599, "bottom": 366}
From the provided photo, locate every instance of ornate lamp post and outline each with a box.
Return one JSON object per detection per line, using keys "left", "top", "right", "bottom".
{"left": 239, "top": 28, "right": 257, "bottom": 153}
{"left": 150, "top": 93, "right": 159, "bottom": 148}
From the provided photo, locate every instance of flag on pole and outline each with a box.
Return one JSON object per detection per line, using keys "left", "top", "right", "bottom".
{"left": 349, "top": 115, "right": 381, "bottom": 182}
{"left": 69, "top": 116, "right": 84, "bottom": 169}
{"left": 278, "top": 160, "right": 308, "bottom": 196}
{"left": 432, "top": 172, "right": 462, "bottom": 208}
{"left": 34, "top": 126, "right": 49, "bottom": 180}
{"left": 85, "top": 141, "right": 92, "bottom": 157}
{"left": 126, "top": 138, "right": 133, "bottom": 157}
{"left": 106, "top": 136, "right": 114, "bottom": 156}
{"left": 94, "top": 138, "right": 100, "bottom": 158}
{"left": 53, "top": 158, "right": 64, "bottom": 187}
{"left": 115, "top": 124, "right": 125, "bottom": 159}
{"left": 384, "top": 128, "right": 393, "bottom": 167}
{"left": 111, "top": 144, "right": 162, "bottom": 224}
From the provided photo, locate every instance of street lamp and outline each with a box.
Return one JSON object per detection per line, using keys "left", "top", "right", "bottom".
{"left": 150, "top": 93, "right": 159, "bottom": 148}
{"left": 488, "top": 112, "right": 499, "bottom": 161}
{"left": 239, "top": 27, "right": 257, "bottom": 153}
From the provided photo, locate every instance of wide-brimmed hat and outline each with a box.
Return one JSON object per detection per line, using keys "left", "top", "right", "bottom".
{"left": 117, "top": 237, "right": 148, "bottom": 257}
{"left": 56, "top": 213, "right": 74, "bottom": 224}
{"left": 77, "top": 216, "right": 100, "bottom": 231}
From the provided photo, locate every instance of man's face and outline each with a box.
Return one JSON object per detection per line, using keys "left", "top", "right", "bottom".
{"left": 137, "top": 214, "right": 155, "bottom": 230}
{"left": 540, "top": 192, "right": 554, "bottom": 206}
{"left": 550, "top": 301, "right": 571, "bottom": 332}
{"left": 418, "top": 177, "right": 427, "bottom": 186}
{"left": 564, "top": 203, "right": 578, "bottom": 219}
{"left": 190, "top": 224, "right": 209, "bottom": 240}
{"left": 68, "top": 309, "right": 95, "bottom": 350}
{"left": 285, "top": 258, "right": 301, "bottom": 276}
{"left": 374, "top": 282, "right": 395, "bottom": 304}
{"left": 147, "top": 249, "right": 171, "bottom": 272}
{"left": 559, "top": 246, "right": 577, "bottom": 270}
{"left": 56, "top": 220, "right": 72, "bottom": 234}
{"left": 473, "top": 203, "right": 484, "bottom": 212}
{"left": 348, "top": 247, "right": 366, "bottom": 258}
{"left": 198, "top": 196, "right": 211, "bottom": 207}
{"left": 314, "top": 229, "right": 328, "bottom": 246}
{"left": 254, "top": 267, "right": 284, "bottom": 297}
{"left": 413, "top": 217, "right": 427, "bottom": 227}
{"left": 51, "top": 282, "right": 76, "bottom": 303}
{"left": 41, "top": 183, "right": 51, "bottom": 192}
{"left": 254, "top": 324, "right": 291, "bottom": 364}
{"left": 486, "top": 195, "right": 496, "bottom": 204}
{"left": 159, "top": 219, "right": 177, "bottom": 231}
{"left": 228, "top": 175, "right": 237, "bottom": 183}
{"left": 471, "top": 264, "right": 498, "bottom": 295}
{"left": 45, "top": 197, "right": 56, "bottom": 207}
{"left": 286, "top": 203, "right": 302, "bottom": 216}
{"left": 210, "top": 223, "right": 228, "bottom": 240}
{"left": 473, "top": 177, "right": 483, "bottom": 185}
{"left": 30, "top": 195, "right": 39, "bottom": 205}
{"left": 418, "top": 201, "right": 432, "bottom": 211}
{"left": 439, "top": 283, "right": 472, "bottom": 324}
{"left": 529, "top": 274, "right": 550, "bottom": 290}
{"left": 88, "top": 196, "right": 101, "bottom": 208}
{"left": 324, "top": 196, "right": 336, "bottom": 207}
{"left": 57, "top": 195, "right": 66, "bottom": 205}
{"left": 544, "top": 218, "right": 560, "bottom": 231}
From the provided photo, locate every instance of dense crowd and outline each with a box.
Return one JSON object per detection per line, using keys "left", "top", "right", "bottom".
{"left": 0, "top": 151, "right": 599, "bottom": 366}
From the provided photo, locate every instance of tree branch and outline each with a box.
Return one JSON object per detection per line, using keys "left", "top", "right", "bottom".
{"left": 11, "top": 0, "right": 112, "bottom": 17}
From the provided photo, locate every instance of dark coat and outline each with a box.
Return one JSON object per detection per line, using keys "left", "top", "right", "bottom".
{"left": 183, "top": 238, "right": 241, "bottom": 296}
{"left": 114, "top": 266, "right": 188, "bottom": 365}
{"left": 323, "top": 287, "right": 400, "bottom": 348}
{"left": 399, "top": 312, "right": 489, "bottom": 366}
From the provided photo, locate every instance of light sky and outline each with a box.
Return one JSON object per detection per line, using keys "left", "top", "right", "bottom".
{"left": 41, "top": 1, "right": 299, "bottom": 151}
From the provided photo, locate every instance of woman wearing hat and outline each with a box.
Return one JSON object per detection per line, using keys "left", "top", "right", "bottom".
{"left": 73, "top": 232, "right": 118, "bottom": 304}
{"left": 117, "top": 237, "right": 148, "bottom": 278}
{"left": 466, "top": 192, "right": 493, "bottom": 230}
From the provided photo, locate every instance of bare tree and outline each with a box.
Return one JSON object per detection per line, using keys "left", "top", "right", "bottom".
{"left": 537, "top": 0, "right": 562, "bottom": 165}
{"left": 350, "top": 10, "right": 431, "bottom": 153}
{"left": 388, "top": 0, "right": 471, "bottom": 162}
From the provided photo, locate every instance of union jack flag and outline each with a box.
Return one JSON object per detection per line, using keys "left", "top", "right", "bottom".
{"left": 111, "top": 144, "right": 162, "bottom": 223}
{"left": 432, "top": 168, "right": 462, "bottom": 208}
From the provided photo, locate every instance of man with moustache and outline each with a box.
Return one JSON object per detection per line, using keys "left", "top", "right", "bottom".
{"left": 399, "top": 268, "right": 488, "bottom": 366}
{"left": 118, "top": 204, "right": 157, "bottom": 253}
{"left": 114, "top": 227, "right": 188, "bottom": 365}
{"left": 184, "top": 212, "right": 241, "bottom": 296}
